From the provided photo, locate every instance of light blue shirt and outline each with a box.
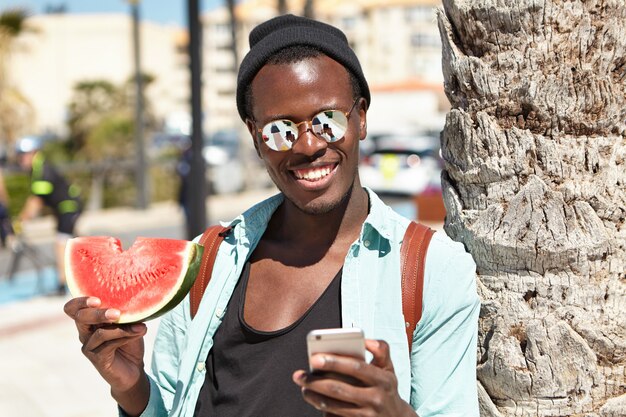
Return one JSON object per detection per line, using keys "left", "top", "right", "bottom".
{"left": 135, "top": 188, "right": 480, "bottom": 417}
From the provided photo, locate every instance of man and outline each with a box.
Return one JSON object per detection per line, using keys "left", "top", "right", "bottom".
{"left": 16, "top": 136, "right": 81, "bottom": 294}
{"left": 64, "top": 15, "right": 480, "bottom": 416}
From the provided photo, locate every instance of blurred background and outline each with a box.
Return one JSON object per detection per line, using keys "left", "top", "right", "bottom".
{"left": 0, "top": 1, "right": 448, "bottom": 415}
{"left": 0, "top": 0, "right": 448, "bottom": 223}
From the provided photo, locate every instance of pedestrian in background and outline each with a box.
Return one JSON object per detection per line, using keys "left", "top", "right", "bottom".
{"left": 16, "top": 137, "right": 82, "bottom": 295}
{"left": 0, "top": 160, "right": 13, "bottom": 248}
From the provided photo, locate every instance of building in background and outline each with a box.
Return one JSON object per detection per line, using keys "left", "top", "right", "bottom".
{"left": 9, "top": 13, "right": 189, "bottom": 137}
{"left": 7, "top": 1, "right": 446, "bottom": 142}
{"left": 202, "top": 0, "right": 446, "bottom": 135}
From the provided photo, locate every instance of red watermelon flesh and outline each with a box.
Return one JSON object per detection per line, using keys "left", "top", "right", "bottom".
{"left": 66, "top": 236, "right": 203, "bottom": 323}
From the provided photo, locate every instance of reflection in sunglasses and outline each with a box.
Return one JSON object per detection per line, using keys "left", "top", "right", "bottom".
{"left": 255, "top": 99, "right": 358, "bottom": 152}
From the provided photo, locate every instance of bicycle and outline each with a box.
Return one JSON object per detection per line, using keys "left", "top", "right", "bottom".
{"left": 1, "top": 219, "right": 57, "bottom": 293}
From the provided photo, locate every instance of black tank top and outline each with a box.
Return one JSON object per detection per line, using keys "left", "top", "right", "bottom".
{"left": 193, "top": 262, "right": 342, "bottom": 417}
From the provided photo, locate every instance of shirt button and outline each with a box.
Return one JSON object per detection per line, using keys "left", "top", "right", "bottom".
{"left": 364, "top": 240, "right": 370, "bottom": 247}
{"left": 215, "top": 308, "right": 224, "bottom": 318}
{"left": 197, "top": 362, "right": 206, "bottom": 372}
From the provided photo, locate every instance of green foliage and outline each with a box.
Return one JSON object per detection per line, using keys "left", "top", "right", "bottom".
{"left": 40, "top": 138, "right": 75, "bottom": 164}
{"left": 66, "top": 75, "right": 156, "bottom": 154}
{"left": 98, "top": 159, "right": 179, "bottom": 209}
{"left": 102, "top": 169, "right": 136, "bottom": 208}
{"left": 125, "top": 73, "right": 155, "bottom": 87}
{"left": 2, "top": 69, "right": 177, "bottom": 212}
{"left": 3, "top": 158, "right": 180, "bottom": 214}
{"left": 81, "top": 114, "right": 134, "bottom": 162}
{"left": 3, "top": 171, "right": 29, "bottom": 217}
{"left": 61, "top": 75, "right": 168, "bottom": 208}
{"left": 150, "top": 160, "right": 179, "bottom": 203}
{"left": 0, "top": 8, "right": 30, "bottom": 36}
{"left": 67, "top": 80, "right": 122, "bottom": 151}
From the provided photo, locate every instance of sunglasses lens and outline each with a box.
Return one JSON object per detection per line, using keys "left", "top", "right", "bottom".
{"left": 259, "top": 109, "right": 350, "bottom": 151}
{"left": 261, "top": 121, "right": 298, "bottom": 151}
{"left": 312, "top": 110, "right": 348, "bottom": 142}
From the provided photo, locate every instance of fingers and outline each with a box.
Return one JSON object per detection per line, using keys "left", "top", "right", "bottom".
{"left": 293, "top": 371, "right": 356, "bottom": 414}
{"left": 293, "top": 340, "right": 400, "bottom": 414}
{"left": 294, "top": 370, "right": 384, "bottom": 416}
{"left": 64, "top": 297, "right": 123, "bottom": 343}
{"left": 64, "top": 297, "right": 148, "bottom": 393}
{"left": 65, "top": 296, "right": 119, "bottom": 324}
{"left": 301, "top": 386, "right": 359, "bottom": 416}
{"left": 307, "top": 339, "right": 394, "bottom": 387}
{"left": 63, "top": 296, "right": 97, "bottom": 318}
{"left": 82, "top": 324, "right": 146, "bottom": 357}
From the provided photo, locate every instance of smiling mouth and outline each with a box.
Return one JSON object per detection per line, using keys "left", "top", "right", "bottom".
{"left": 292, "top": 164, "right": 337, "bottom": 181}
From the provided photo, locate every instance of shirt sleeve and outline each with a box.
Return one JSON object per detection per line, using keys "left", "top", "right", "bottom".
{"left": 410, "top": 234, "right": 480, "bottom": 416}
{"left": 31, "top": 166, "right": 54, "bottom": 196}
{"left": 118, "top": 300, "right": 191, "bottom": 417}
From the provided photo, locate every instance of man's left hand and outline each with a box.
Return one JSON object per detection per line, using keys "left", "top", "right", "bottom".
{"left": 292, "top": 339, "right": 416, "bottom": 417}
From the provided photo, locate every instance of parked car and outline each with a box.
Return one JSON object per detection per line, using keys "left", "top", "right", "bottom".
{"left": 150, "top": 132, "right": 190, "bottom": 156}
{"left": 203, "top": 130, "right": 245, "bottom": 194}
{"left": 359, "top": 134, "right": 442, "bottom": 196}
{"left": 360, "top": 134, "right": 446, "bottom": 222}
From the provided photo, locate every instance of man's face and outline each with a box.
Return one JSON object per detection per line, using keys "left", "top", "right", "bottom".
{"left": 246, "top": 55, "right": 367, "bottom": 215}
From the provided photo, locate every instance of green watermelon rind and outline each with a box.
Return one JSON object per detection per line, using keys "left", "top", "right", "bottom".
{"left": 130, "top": 242, "right": 204, "bottom": 323}
{"left": 118, "top": 242, "right": 204, "bottom": 324}
{"left": 66, "top": 238, "right": 205, "bottom": 324}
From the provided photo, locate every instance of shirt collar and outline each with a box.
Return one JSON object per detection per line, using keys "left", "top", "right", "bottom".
{"left": 220, "top": 186, "right": 392, "bottom": 245}
{"left": 361, "top": 186, "right": 393, "bottom": 243}
{"left": 219, "top": 192, "right": 283, "bottom": 244}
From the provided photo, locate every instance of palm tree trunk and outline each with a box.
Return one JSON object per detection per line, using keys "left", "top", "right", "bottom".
{"left": 438, "top": 1, "right": 625, "bottom": 415}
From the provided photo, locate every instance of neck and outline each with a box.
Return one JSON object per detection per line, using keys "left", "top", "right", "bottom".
{"left": 271, "top": 183, "right": 369, "bottom": 247}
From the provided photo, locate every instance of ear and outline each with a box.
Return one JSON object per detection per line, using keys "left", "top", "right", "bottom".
{"left": 357, "top": 98, "right": 368, "bottom": 141}
{"left": 245, "top": 118, "right": 262, "bottom": 158}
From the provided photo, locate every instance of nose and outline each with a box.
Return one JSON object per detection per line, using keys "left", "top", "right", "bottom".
{"left": 291, "top": 121, "right": 327, "bottom": 156}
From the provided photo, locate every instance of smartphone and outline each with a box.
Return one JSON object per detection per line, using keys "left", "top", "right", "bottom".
{"left": 306, "top": 328, "right": 366, "bottom": 372}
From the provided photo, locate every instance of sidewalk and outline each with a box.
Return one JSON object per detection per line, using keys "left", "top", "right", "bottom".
{"left": 0, "top": 295, "right": 128, "bottom": 417}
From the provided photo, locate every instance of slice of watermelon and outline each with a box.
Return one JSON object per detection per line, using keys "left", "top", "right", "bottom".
{"left": 66, "top": 236, "right": 203, "bottom": 323}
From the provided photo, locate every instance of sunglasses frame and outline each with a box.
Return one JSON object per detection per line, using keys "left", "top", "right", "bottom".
{"left": 254, "top": 98, "right": 360, "bottom": 152}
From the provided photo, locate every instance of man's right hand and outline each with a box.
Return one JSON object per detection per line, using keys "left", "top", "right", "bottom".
{"left": 64, "top": 296, "right": 150, "bottom": 416}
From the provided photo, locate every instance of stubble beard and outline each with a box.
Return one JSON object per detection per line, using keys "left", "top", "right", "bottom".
{"left": 271, "top": 170, "right": 356, "bottom": 216}
{"left": 297, "top": 181, "right": 355, "bottom": 215}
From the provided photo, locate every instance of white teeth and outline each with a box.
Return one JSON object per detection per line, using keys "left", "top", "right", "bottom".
{"left": 294, "top": 166, "right": 333, "bottom": 180}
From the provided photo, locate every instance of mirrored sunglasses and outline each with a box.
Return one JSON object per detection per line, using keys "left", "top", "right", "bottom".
{"left": 256, "top": 99, "right": 358, "bottom": 152}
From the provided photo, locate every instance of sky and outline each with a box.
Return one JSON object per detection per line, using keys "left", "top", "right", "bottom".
{"left": 1, "top": 0, "right": 224, "bottom": 27}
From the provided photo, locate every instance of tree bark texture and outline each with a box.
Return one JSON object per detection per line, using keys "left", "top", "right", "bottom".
{"left": 437, "top": 1, "right": 625, "bottom": 415}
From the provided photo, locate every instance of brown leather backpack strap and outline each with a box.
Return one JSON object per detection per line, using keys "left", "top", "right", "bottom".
{"left": 401, "top": 221, "right": 434, "bottom": 352}
{"left": 189, "top": 225, "right": 232, "bottom": 320}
